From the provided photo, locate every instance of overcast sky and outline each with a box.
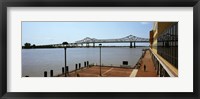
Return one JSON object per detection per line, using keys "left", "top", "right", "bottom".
{"left": 22, "top": 21, "right": 153, "bottom": 46}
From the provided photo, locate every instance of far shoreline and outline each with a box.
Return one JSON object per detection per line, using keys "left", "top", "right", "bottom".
{"left": 22, "top": 46, "right": 149, "bottom": 49}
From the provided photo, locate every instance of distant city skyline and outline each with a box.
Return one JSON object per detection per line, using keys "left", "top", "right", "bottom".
{"left": 22, "top": 21, "right": 153, "bottom": 46}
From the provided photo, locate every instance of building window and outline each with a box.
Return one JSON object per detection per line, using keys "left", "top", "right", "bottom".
{"left": 157, "top": 23, "right": 178, "bottom": 68}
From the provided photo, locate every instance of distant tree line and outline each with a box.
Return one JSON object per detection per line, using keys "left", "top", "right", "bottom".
{"left": 22, "top": 43, "right": 56, "bottom": 49}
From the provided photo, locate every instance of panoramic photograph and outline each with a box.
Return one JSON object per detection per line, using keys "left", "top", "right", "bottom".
{"left": 22, "top": 21, "right": 178, "bottom": 77}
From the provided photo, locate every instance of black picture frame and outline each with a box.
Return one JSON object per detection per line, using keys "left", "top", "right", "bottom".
{"left": 0, "top": 0, "right": 199, "bottom": 99}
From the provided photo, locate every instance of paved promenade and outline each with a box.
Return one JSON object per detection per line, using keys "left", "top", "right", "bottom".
{"left": 136, "top": 50, "right": 157, "bottom": 77}
{"left": 57, "top": 50, "right": 157, "bottom": 77}
{"left": 57, "top": 66, "right": 133, "bottom": 77}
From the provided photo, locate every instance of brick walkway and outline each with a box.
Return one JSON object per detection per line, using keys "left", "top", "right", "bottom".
{"left": 57, "top": 66, "right": 133, "bottom": 77}
{"left": 56, "top": 50, "right": 158, "bottom": 77}
{"left": 136, "top": 50, "right": 157, "bottom": 77}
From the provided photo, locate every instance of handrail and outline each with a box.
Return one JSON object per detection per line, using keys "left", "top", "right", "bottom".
{"left": 149, "top": 48, "right": 177, "bottom": 77}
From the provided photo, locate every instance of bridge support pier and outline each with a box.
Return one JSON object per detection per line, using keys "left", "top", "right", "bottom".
{"left": 130, "top": 42, "right": 132, "bottom": 48}
{"left": 93, "top": 43, "right": 95, "bottom": 47}
{"left": 134, "top": 42, "right": 136, "bottom": 48}
{"left": 86, "top": 43, "right": 89, "bottom": 47}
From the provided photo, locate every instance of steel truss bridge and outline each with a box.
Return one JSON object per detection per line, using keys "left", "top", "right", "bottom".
{"left": 38, "top": 35, "right": 149, "bottom": 48}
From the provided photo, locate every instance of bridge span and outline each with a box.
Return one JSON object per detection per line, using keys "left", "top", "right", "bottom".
{"left": 37, "top": 35, "right": 149, "bottom": 48}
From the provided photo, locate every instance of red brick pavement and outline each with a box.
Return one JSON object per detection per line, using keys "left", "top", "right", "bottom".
{"left": 58, "top": 66, "right": 133, "bottom": 77}
{"left": 136, "top": 50, "right": 158, "bottom": 77}
{"left": 57, "top": 50, "right": 157, "bottom": 77}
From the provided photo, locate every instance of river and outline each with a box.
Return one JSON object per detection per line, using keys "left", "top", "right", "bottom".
{"left": 22, "top": 47, "right": 147, "bottom": 77}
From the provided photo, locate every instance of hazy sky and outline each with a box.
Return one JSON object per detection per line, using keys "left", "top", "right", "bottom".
{"left": 22, "top": 22, "right": 153, "bottom": 45}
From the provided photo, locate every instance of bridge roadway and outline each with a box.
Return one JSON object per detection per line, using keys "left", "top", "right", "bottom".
{"left": 37, "top": 35, "right": 149, "bottom": 48}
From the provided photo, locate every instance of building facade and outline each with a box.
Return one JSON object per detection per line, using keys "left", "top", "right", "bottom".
{"left": 149, "top": 22, "right": 178, "bottom": 77}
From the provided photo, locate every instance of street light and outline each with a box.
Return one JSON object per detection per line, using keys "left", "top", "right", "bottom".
{"left": 99, "top": 44, "right": 102, "bottom": 76}
{"left": 62, "top": 42, "right": 68, "bottom": 77}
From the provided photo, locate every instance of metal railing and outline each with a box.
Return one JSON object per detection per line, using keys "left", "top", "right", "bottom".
{"left": 150, "top": 48, "right": 177, "bottom": 77}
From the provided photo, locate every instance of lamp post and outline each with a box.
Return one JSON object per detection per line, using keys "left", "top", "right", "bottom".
{"left": 62, "top": 42, "right": 68, "bottom": 77}
{"left": 99, "top": 44, "right": 102, "bottom": 76}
